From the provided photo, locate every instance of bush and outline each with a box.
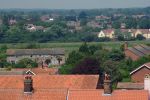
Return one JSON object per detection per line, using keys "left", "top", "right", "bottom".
{"left": 15, "top": 58, "right": 38, "bottom": 68}
{"left": 72, "top": 57, "right": 101, "bottom": 74}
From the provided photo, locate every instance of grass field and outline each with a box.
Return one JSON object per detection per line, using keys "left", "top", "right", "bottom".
{"left": 0, "top": 40, "right": 150, "bottom": 55}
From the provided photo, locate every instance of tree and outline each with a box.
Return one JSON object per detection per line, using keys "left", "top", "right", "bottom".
{"left": 79, "top": 42, "right": 89, "bottom": 54}
{"left": 15, "top": 58, "right": 38, "bottom": 68}
{"left": 102, "top": 60, "right": 122, "bottom": 82}
{"left": 136, "top": 34, "right": 145, "bottom": 40}
{"left": 66, "top": 51, "right": 83, "bottom": 66}
{"left": 108, "top": 49, "right": 125, "bottom": 61}
{"left": 72, "top": 57, "right": 101, "bottom": 74}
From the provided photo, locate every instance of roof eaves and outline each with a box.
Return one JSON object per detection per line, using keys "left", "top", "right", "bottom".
{"left": 130, "top": 64, "right": 150, "bottom": 75}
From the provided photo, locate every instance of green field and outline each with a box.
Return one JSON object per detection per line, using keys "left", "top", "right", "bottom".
{"left": 0, "top": 40, "right": 150, "bottom": 55}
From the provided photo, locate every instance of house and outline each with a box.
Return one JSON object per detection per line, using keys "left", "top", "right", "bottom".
{"left": 120, "top": 23, "right": 126, "bottom": 29}
{"left": 0, "top": 75, "right": 148, "bottom": 100}
{"left": 87, "top": 21, "right": 101, "bottom": 28}
{"left": 130, "top": 62, "right": 150, "bottom": 83}
{"left": 98, "top": 29, "right": 115, "bottom": 38}
{"left": 9, "top": 19, "right": 17, "bottom": 25}
{"left": 26, "top": 24, "right": 44, "bottom": 32}
{"left": 6, "top": 49, "right": 65, "bottom": 66}
{"left": 129, "top": 29, "right": 150, "bottom": 39}
{"left": 40, "top": 15, "right": 54, "bottom": 22}
{"left": 124, "top": 42, "right": 150, "bottom": 61}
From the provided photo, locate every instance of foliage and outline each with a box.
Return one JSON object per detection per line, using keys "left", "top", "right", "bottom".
{"left": 72, "top": 57, "right": 101, "bottom": 74}
{"left": 108, "top": 49, "right": 125, "bottom": 61}
{"left": 136, "top": 34, "right": 146, "bottom": 40}
{"left": 66, "top": 51, "right": 83, "bottom": 66}
{"left": 15, "top": 58, "right": 38, "bottom": 68}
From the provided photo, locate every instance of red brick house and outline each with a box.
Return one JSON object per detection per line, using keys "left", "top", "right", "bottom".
{"left": 124, "top": 43, "right": 150, "bottom": 61}
{"left": 130, "top": 62, "right": 150, "bottom": 83}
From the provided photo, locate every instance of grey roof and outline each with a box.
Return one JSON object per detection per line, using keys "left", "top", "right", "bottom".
{"left": 6, "top": 49, "right": 65, "bottom": 56}
{"left": 128, "top": 44, "right": 150, "bottom": 57}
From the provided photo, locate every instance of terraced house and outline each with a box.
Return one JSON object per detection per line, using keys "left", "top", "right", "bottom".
{"left": 6, "top": 49, "right": 65, "bottom": 66}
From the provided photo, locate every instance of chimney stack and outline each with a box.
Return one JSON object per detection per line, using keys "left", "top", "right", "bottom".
{"left": 144, "top": 74, "right": 150, "bottom": 91}
{"left": 124, "top": 41, "right": 128, "bottom": 50}
{"left": 103, "top": 73, "right": 112, "bottom": 95}
{"left": 24, "top": 75, "right": 33, "bottom": 94}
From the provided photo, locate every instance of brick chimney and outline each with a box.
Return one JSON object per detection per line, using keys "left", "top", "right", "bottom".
{"left": 24, "top": 75, "right": 33, "bottom": 93}
{"left": 124, "top": 41, "right": 128, "bottom": 50}
{"left": 103, "top": 73, "right": 112, "bottom": 95}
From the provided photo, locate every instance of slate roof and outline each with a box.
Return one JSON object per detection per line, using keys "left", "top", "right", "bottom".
{"left": 128, "top": 44, "right": 150, "bottom": 57}
{"left": 117, "top": 82, "right": 144, "bottom": 90}
{"left": 6, "top": 49, "right": 65, "bottom": 56}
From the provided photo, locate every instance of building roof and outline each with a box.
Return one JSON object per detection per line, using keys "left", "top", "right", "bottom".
{"left": 0, "top": 89, "right": 67, "bottom": 100}
{"left": 117, "top": 82, "right": 144, "bottom": 90}
{"left": 103, "top": 29, "right": 114, "bottom": 35}
{"left": 6, "top": 49, "right": 65, "bottom": 56}
{"left": 0, "top": 75, "right": 99, "bottom": 89}
{"left": 0, "top": 75, "right": 148, "bottom": 100}
{"left": 128, "top": 44, "right": 150, "bottom": 57}
{"left": 0, "top": 68, "right": 59, "bottom": 75}
{"left": 68, "top": 89, "right": 148, "bottom": 100}
{"left": 130, "top": 62, "right": 150, "bottom": 75}
{"left": 0, "top": 89, "right": 148, "bottom": 100}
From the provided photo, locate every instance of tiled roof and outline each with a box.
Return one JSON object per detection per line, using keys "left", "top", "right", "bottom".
{"left": 6, "top": 49, "right": 65, "bottom": 56}
{"left": 0, "top": 75, "right": 99, "bottom": 89}
{"left": 0, "top": 89, "right": 67, "bottom": 100}
{"left": 0, "top": 75, "right": 148, "bottom": 100}
{"left": 103, "top": 29, "right": 114, "bottom": 35}
{"left": 0, "top": 68, "right": 58, "bottom": 75}
{"left": 68, "top": 89, "right": 148, "bottom": 100}
{"left": 128, "top": 44, "right": 150, "bottom": 57}
{"left": 117, "top": 82, "right": 144, "bottom": 90}
{"left": 12, "top": 68, "right": 59, "bottom": 75}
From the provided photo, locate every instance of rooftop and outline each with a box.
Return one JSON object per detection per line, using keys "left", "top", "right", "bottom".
{"left": 6, "top": 49, "right": 65, "bottom": 56}
{"left": 128, "top": 44, "right": 150, "bottom": 57}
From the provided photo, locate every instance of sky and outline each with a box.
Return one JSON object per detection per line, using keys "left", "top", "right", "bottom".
{"left": 0, "top": 0, "right": 149, "bottom": 9}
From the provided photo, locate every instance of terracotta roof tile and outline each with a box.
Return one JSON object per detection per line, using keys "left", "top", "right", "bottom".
{"left": 0, "top": 89, "right": 67, "bottom": 100}
{"left": 0, "top": 75, "right": 99, "bottom": 89}
{"left": 68, "top": 89, "right": 148, "bottom": 100}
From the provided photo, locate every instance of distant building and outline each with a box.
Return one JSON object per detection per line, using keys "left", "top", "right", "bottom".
{"left": 26, "top": 24, "right": 44, "bottom": 32}
{"left": 124, "top": 43, "right": 150, "bottom": 61}
{"left": 98, "top": 29, "right": 115, "bottom": 38}
{"left": 9, "top": 19, "right": 17, "bottom": 25}
{"left": 40, "top": 15, "right": 54, "bottom": 22}
{"left": 130, "top": 62, "right": 150, "bottom": 83}
{"left": 87, "top": 21, "right": 101, "bottom": 28}
{"left": 6, "top": 49, "right": 65, "bottom": 66}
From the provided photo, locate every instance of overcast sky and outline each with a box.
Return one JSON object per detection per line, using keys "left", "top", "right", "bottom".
{"left": 0, "top": 0, "right": 149, "bottom": 9}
